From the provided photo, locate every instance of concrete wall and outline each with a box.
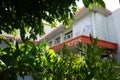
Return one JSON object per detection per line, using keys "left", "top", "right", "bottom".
{"left": 112, "top": 8, "right": 120, "bottom": 46}
{"left": 91, "top": 12, "right": 108, "bottom": 40}
{"left": 107, "top": 15, "right": 118, "bottom": 43}
{"left": 110, "top": 8, "right": 120, "bottom": 62}
{"left": 73, "top": 11, "right": 111, "bottom": 41}
{"left": 73, "top": 14, "right": 92, "bottom": 37}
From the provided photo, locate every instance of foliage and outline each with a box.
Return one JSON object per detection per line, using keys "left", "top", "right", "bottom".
{"left": 0, "top": 0, "right": 105, "bottom": 40}
{"left": 41, "top": 37, "right": 119, "bottom": 80}
{"left": 76, "top": 36, "right": 118, "bottom": 80}
{"left": 82, "top": 0, "right": 105, "bottom": 9}
{"left": 0, "top": 0, "right": 77, "bottom": 40}
{"left": 0, "top": 36, "right": 119, "bottom": 80}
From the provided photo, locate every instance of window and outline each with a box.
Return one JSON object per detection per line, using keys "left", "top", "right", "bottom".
{"left": 55, "top": 37, "right": 61, "bottom": 44}
{"left": 49, "top": 41, "right": 52, "bottom": 46}
{"left": 64, "top": 31, "right": 73, "bottom": 41}
{"left": 101, "top": 49, "right": 113, "bottom": 61}
{"left": 101, "top": 55, "right": 109, "bottom": 61}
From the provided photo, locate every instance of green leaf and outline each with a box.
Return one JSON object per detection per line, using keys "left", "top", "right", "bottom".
{"left": 89, "top": 3, "right": 93, "bottom": 9}
{"left": 1, "top": 55, "right": 17, "bottom": 67}
{"left": 90, "top": 34, "right": 93, "bottom": 43}
{"left": 93, "top": 38, "right": 98, "bottom": 47}
{"left": 39, "top": 40, "right": 46, "bottom": 52}
{"left": 95, "top": 0, "right": 106, "bottom": 8}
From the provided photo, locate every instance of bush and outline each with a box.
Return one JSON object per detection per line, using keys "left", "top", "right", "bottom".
{"left": 0, "top": 37, "right": 119, "bottom": 80}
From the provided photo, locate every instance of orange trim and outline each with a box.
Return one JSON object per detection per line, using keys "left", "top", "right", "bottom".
{"left": 80, "top": 36, "right": 117, "bottom": 49}
{"left": 51, "top": 35, "right": 117, "bottom": 51}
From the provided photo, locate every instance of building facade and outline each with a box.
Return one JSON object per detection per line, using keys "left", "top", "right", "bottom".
{"left": 0, "top": 6, "right": 120, "bottom": 62}
{"left": 40, "top": 6, "right": 120, "bottom": 62}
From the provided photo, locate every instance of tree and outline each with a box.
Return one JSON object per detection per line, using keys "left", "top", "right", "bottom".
{"left": 0, "top": 36, "right": 119, "bottom": 80}
{"left": 0, "top": 0, "right": 105, "bottom": 40}
{"left": 1, "top": 0, "right": 118, "bottom": 80}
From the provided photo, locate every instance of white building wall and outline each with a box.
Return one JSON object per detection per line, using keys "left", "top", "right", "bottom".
{"left": 111, "top": 8, "right": 120, "bottom": 62}
{"left": 73, "top": 14, "right": 92, "bottom": 37}
{"left": 92, "top": 12, "right": 108, "bottom": 40}
{"left": 112, "top": 8, "right": 120, "bottom": 46}
{"left": 73, "top": 12, "right": 110, "bottom": 41}
{"left": 107, "top": 15, "right": 118, "bottom": 43}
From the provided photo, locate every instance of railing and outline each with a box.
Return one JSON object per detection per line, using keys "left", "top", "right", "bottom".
{"left": 51, "top": 35, "right": 117, "bottom": 51}
{"left": 55, "top": 39, "right": 60, "bottom": 44}
{"left": 64, "top": 33, "right": 73, "bottom": 41}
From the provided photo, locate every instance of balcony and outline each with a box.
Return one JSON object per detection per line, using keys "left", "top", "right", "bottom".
{"left": 51, "top": 35, "right": 117, "bottom": 51}
{"left": 64, "top": 32, "right": 73, "bottom": 41}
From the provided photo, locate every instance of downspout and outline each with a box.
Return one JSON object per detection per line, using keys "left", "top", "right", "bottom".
{"left": 90, "top": 11, "right": 97, "bottom": 38}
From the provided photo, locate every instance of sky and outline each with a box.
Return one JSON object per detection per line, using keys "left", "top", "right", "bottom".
{"left": 76, "top": 0, "right": 120, "bottom": 11}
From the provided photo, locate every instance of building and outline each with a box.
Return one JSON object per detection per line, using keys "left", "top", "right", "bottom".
{"left": 39, "top": 6, "right": 120, "bottom": 62}
{"left": 0, "top": 6, "right": 120, "bottom": 62}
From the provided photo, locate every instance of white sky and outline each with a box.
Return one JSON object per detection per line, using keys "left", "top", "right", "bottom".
{"left": 76, "top": 0, "right": 120, "bottom": 11}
